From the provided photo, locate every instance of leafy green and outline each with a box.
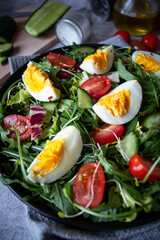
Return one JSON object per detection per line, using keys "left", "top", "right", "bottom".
{"left": 117, "top": 59, "right": 137, "bottom": 81}
{"left": 32, "top": 59, "right": 61, "bottom": 81}
{"left": 0, "top": 126, "right": 17, "bottom": 149}
{"left": 8, "top": 89, "right": 31, "bottom": 105}
{"left": 48, "top": 182, "right": 75, "bottom": 215}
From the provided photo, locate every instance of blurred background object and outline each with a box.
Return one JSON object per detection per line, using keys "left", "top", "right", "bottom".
{"left": 87, "top": 0, "right": 110, "bottom": 23}
{"left": 55, "top": 0, "right": 111, "bottom": 45}
{"left": 113, "top": 0, "right": 159, "bottom": 36}
{"left": 55, "top": 10, "right": 91, "bottom": 45}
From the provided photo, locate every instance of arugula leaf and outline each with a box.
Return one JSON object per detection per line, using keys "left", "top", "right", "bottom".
{"left": 58, "top": 99, "right": 73, "bottom": 112}
{"left": 1, "top": 79, "right": 21, "bottom": 106}
{"left": 100, "top": 155, "right": 132, "bottom": 180}
{"left": 32, "top": 59, "right": 61, "bottom": 81}
{"left": 117, "top": 59, "right": 137, "bottom": 81}
{"left": 124, "top": 117, "right": 138, "bottom": 135}
{"left": 0, "top": 126, "right": 17, "bottom": 149}
{"left": 141, "top": 137, "right": 160, "bottom": 158}
{"left": 1, "top": 148, "right": 32, "bottom": 163}
{"left": 49, "top": 182, "right": 75, "bottom": 215}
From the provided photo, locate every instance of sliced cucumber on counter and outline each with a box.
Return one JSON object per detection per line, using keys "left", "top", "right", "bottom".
{"left": 142, "top": 113, "right": 160, "bottom": 129}
{"left": 119, "top": 132, "right": 138, "bottom": 160}
{"left": 0, "top": 16, "right": 16, "bottom": 43}
{"left": 0, "top": 43, "right": 13, "bottom": 57}
{"left": 24, "top": 0, "right": 70, "bottom": 37}
{"left": 0, "top": 56, "right": 8, "bottom": 65}
{"left": 77, "top": 88, "right": 93, "bottom": 109}
{"left": 0, "top": 43, "right": 13, "bottom": 65}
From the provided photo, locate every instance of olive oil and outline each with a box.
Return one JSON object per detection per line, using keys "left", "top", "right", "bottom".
{"left": 113, "top": 9, "right": 157, "bottom": 36}
{"left": 113, "top": 0, "right": 158, "bottom": 36}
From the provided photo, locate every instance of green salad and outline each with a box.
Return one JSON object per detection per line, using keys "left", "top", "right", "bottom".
{"left": 0, "top": 44, "right": 160, "bottom": 223}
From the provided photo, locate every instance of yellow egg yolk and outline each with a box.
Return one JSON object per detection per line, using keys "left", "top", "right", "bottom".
{"left": 30, "top": 139, "right": 64, "bottom": 177}
{"left": 23, "top": 64, "right": 60, "bottom": 94}
{"left": 83, "top": 49, "right": 109, "bottom": 71}
{"left": 135, "top": 53, "right": 160, "bottom": 73}
{"left": 98, "top": 89, "right": 130, "bottom": 117}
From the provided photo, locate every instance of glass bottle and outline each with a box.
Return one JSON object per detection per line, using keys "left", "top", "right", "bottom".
{"left": 113, "top": 0, "right": 159, "bottom": 36}
{"left": 55, "top": 1, "right": 111, "bottom": 46}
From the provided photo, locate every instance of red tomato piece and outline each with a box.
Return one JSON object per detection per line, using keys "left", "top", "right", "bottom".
{"left": 141, "top": 33, "right": 159, "bottom": 51}
{"left": 114, "top": 30, "right": 130, "bottom": 43}
{"left": 113, "top": 59, "right": 128, "bottom": 64}
{"left": 2, "top": 114, "right": 31, "bottom": 141}
{"left": 130, "top": 40, "right": 150, "bottom": 51}
{"left": 73, "top": 162, "right": 105, "bottom": 208}
{"left": 129, "top": 153, "right": 160, "bottom": 182}
{"left": 90, "top": 124, "right": 124, "bottom": 145}
{"left": 46, "top": 53, "right": 75, "bottom": 68}
{"left": 81, "top": 76, "right": 111, "bottom": 99}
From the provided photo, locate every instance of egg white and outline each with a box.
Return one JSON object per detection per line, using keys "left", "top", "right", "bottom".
{"left": 80, "top": 45, "right": 114, "bottom": 75}
{"left": 22, "top": 62, "right": 60, "bottom": 102}
{"left": 106, "top": 71, "right": 120, "bottom": 83}
{"left": 27, "top": 126, "right": 83, "bottom": 184}
{"left": 23, "top": 84, "right": 60, "bottom": 102}
{"left": 132, "top": 50, "right": 160, "bottom": 78}
{"left": 93, "top": 80, "right": 142, "bottom": 125}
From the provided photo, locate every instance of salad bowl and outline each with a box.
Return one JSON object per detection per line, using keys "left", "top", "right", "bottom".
{"left": 0, "top": 44, "right": 160, "bottom": 231}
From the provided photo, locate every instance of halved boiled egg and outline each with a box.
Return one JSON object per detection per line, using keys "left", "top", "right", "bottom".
{"left": 27, "top": 125, "right": 83, "bottom": 184}
{"left": 132, "top": 51, "right": 160, "bottom": 78}
{"left": 106, "top": 71, "right": 120, "bottom": 83}
{"left": 22, "top": 62, "right": 60, "bottom": 102}
{"left": 80, "top": 45, "right": 114, "bottom": 75}
{"left": 93, "top": 80, "right": 142, "bottom": 125}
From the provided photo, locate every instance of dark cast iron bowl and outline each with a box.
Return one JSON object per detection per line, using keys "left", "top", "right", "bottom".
{"left": 0, "top": 44, "right": 160, "bottom": 231}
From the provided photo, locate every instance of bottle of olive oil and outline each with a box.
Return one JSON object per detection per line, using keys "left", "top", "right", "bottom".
{"left": 113, "top": 0, "right": 158, "bottom": 36}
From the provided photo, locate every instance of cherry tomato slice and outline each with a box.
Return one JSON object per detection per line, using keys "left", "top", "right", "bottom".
{"left": 2, "top": 114, "right": 31, "bottom": 141}
{"left": 141, "top": 33, "right": 159, "bottom": 51}
{"left": 90, "top": 124, "right": 124, "bottom": 145}
{"left": 130, "top": 40, "right": 150, "bottom": 51}
{"left": 129, "top": 153, "right": 160, "bottom": 182}
{"left": 73, "top": 162, "right": 105, "bottom": 208}
{"left": 114, "top": 59, "right": 127, "bottom": 64}
{"left": 81, "top": 76, "right": 111, "bottom": 99}
{"left": 114, "top": 30, "right": 130, "bottom": 43}
{"left": 46, "top": 53, "right": 76, "bottom": 68}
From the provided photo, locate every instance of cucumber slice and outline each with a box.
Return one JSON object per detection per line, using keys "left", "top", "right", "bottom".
{"left": 72, "top": 46, "right": 95, "bottom": 55}
{"left": 0, "top": 16, "right": 16, "bottom": 43}
{"left": 0, "top": 43, "right": 13, "bottom": 57}
{"left": 24, "top": 0, "right": 70, "bottom": 37}
{"left": 120, "top": 132, "right": 138, "bottom": 160}
{"left": 77, "top": 88, "right": 93, "bottom": 109}
{"left": 142, "top": 113, "right": 160, "bottom": 129}
{"left": 42, "top": 102, "right": 57, "bottom": 113}
{"left": 0, "top": 56, "right": 8, "bottom": 65}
